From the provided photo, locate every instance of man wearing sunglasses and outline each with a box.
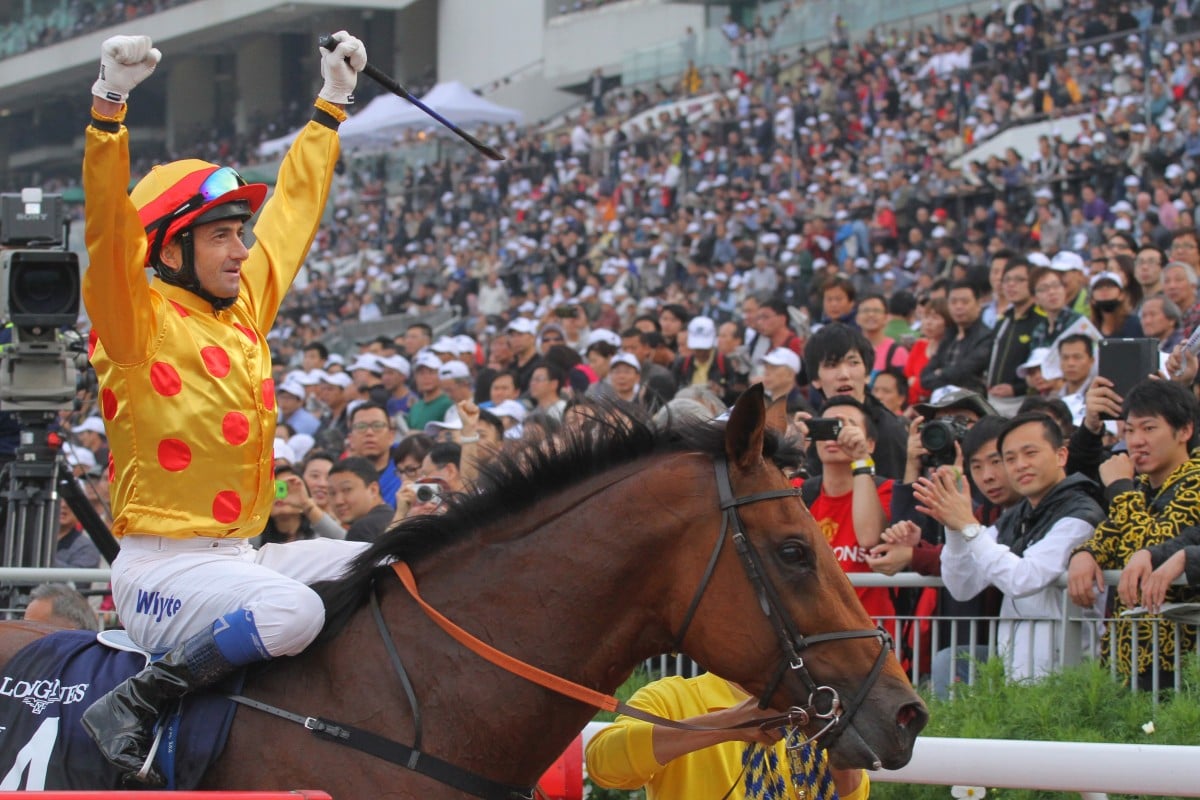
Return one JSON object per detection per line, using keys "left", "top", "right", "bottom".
{"left": 79, "top": 32, "right": 371, "bottom": 785}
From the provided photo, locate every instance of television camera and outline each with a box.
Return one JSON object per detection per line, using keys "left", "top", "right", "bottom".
{"left": 0, "top": 188, "right": 117, "bottom": 613}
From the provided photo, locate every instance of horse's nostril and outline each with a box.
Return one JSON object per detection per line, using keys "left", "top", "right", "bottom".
{"left": 896, "top": 701, "right": 928, "bottom": 730}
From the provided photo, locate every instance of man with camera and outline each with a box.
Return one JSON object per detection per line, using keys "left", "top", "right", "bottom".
{"left": 916, "top": 413, "right": 1104, "bottom": 682}
{"left": 800, "top": 396, "right": 894, "bottom": 620}
{"left": 1066, "top": 379, "right": 1200, "bottom": 688}
{"left": 78, "top": 32, "right": 372, "bottom": 782}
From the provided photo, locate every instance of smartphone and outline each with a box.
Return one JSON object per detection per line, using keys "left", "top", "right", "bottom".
{"left": 1097, "top": 338, "right": 1159, "bottom": 418}
{"left": 807, "top": 417, "right": 844, "bottom": 441}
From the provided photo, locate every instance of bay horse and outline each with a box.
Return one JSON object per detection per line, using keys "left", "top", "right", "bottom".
{"left": 0, "top": 387, "right": 926, "bottom": 797}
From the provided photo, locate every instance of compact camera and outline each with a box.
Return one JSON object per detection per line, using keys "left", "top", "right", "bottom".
{"left": 807, "top": 417, "right": 844, "bottom": 442}
{"left": 414, "top": 482, "right": 444, "bottom": 504}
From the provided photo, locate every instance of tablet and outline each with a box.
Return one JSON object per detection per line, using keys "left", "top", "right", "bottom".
{"left": 1097, "top": 338, "right": 1159, "bottom": 413}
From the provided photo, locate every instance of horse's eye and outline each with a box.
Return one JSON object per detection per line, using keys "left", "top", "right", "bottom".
{"left": 777, "top": 539, "right": 810, "bottom": 566}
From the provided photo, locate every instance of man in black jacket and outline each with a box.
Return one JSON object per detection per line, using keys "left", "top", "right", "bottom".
{"left": 803, "top": 323, "right": 907, "bottom": 479}
{"left": 922, "top": 279, "right": 995, "bottom": 396}
{"left": 987, "top": 257, "right": 1039, "bottom": 416}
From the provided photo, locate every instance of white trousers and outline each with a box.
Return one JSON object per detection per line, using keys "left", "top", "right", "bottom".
{"left": 111, "top": 534, "right": 370, "bottom": 657}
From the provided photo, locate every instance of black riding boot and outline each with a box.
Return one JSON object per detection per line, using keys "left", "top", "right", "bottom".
{"left": 81, "top": 626, "right": 238, "bottom": 787}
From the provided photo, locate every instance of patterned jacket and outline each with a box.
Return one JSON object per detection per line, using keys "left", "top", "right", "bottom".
{"left": 83, "top": 100, "right": 343, "bottom": 540}
{"left": 1073, "top": 452, "right": 1200, "bottom": 678}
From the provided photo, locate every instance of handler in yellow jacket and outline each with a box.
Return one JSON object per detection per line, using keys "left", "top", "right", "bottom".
{"left": 586, "top": 672, "right": 869, "bottom": 800}
{"left": 78, "top": 32, "right": 371, "bottom": 786}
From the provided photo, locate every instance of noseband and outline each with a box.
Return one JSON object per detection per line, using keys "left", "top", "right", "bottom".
{"left": 670, "top": 456, "right": 894, "bottom": 745}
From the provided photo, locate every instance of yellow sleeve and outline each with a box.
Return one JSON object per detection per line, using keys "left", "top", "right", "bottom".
{"left": 82, "top": 107, "right": 164, "bottom": 366}
{"left": 239, "top": 98, "right": 344, "bottom": 333}
{"left": 584, "top": 716, "right": 661, "bottom": 790}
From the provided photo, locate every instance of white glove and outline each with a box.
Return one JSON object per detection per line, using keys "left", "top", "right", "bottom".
{"left": 92, "top": 35, "right": 161, "bottom": 104}
{"left": 318, "top": 30, "right": 367, "bottom": 105}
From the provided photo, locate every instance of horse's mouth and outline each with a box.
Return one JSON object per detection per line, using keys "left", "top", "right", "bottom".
{"left": 826, "top": 698, "right": 928, "bottom": 771}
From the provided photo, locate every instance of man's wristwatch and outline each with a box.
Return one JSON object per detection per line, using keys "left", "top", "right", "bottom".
{"left": 850, "top": 457, "right": 875, "bottom": 477}
{"left": 958, "top": 523, "right": 984, "bottom": 541}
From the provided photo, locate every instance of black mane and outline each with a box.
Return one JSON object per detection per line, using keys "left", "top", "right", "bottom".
{"left": 312, "top": 400, "right": 785, "bottom": 639}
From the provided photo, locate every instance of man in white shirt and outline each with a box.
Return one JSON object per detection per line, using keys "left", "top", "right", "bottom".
{"left": 914, "top": 413, "right": 1104, "bottom": 682}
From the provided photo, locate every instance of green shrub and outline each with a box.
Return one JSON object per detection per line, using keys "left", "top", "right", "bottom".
{"left": 870, "top": 657, "right": 1200, "bottom": 800}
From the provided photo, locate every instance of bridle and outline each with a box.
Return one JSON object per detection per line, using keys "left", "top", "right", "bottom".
{"left": 229, "top": 451, "right": 897, "bottom": 798}
{"left": 670, "top": 455, "right": 895, "bottom": 746}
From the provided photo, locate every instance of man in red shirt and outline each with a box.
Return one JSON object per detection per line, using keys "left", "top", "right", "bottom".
{"left": 801, "top": 396, "right": 894, "bottom": 620}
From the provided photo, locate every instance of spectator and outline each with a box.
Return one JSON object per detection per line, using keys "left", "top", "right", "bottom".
{"left": 1055, "top": 334, "right": 1096, "bottom": 426}
{"left": 1028, "top": 266, "right": 1083, "bottom": 350}
{"left": 24, "top": 583, "right": 100, "bottom": 631}
{"left": 379, "top": 354, "right": 415, "bottom": 421}
{"left": 407, "top": 353, "right": 454, "bottom": 433}
{"left": 804, "top": 323, "right": 907, "bottom": 480}
{"left": 672, "top": 316, "right": 737, "bottom": 405}
{"left": 328, "top": 457, "right": 394, "bottom": 542}
{"left": 346, "top": 402, "right": 401, "bottom": 509}
{"left": 870, "top": 369, "right": 908, "bottom": 417}
{"left": 506, "top": 317, "right": 544, "bottom": 393}
{"left": 800, "top": 395, "right": 893, "bottom": 621}
{"left": 277, "top": 379, "right": 320, "bottom": 436}
{"left": 1133, "top": 245, "right": 1167, "bottom": 302}
{"left": 918, "top": 413, "right": 1104, "bottom": 683}
{"left": 857, "top": 293, "right": 907, "bottom": 376}
{"left": 986, "top": 257, "right": 1037, "bottom": 416}
{"left": 71, "top": 416, "right": 110, "bottom": 466}
{"left": 748, "top": 298, "right": 804, "bottom": 370}
{"left": 1089, "top": 271, "right": 1143, "bottom": 338}
{"left": 529, "top": 363, "right": 567, "bottom": 422}
{"left": 905, "top": 298, "right": 952, "bottom": 406}
{"left": 758, "top": 347, "right": 805, "bottom": 413}
{"left": 607, "top": 352, "right": 644, "bottom": 404}
{"left": 1140, "top": 295, "right": 1184, "bottom": 354}
{"left": 920, "top": 280, "right": 995, "bottom": 396}
{"left": 54, "top": 502, "right": 101, "bottom": 569}
{"left": 1162, "top": 260, "right": 1200, "bottom": 337}
{"left": 1068, "top": 379, "right": 1200, "bottom": 689}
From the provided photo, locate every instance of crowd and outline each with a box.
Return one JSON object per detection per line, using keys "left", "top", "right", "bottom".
{"left": 0, "top": 1, "right": 197, "bottom": 59}
{"left": 37, "top": 0, "right": 1200, "bottom": 702}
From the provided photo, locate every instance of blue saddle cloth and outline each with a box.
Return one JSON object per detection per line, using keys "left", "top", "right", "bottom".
{"left": 0, "top": 630, "right": 237, "bottom": 790}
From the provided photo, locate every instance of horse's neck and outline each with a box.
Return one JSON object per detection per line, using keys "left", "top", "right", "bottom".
{"left": 374, "top": 454, "right": 710, "bottom": 781}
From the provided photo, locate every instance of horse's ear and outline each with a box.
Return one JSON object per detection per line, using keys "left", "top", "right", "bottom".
{"left": 725, "top": 384, "right": 767, "bottom": 470}
{"left": 765, "top": 395, "right": 789, "bottom": 435}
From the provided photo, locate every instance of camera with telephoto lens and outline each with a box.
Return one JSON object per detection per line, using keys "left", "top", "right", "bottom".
{"left": 920, "top": 417, "right": 969, "bottom": 468}
{"left": 414, "top": 482, "right": 443, "bottom": 504}
{"left": 0, "top": 188, "right": 86, "bottom": 414}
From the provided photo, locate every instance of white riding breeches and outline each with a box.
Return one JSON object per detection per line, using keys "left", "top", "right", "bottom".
{"left": 111, "top": 534, "right": 370, "bottom": 657}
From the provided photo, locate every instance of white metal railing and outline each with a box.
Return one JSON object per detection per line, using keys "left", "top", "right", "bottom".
{"left": 3, "top": 566, "right": 1195, "bottom": 695}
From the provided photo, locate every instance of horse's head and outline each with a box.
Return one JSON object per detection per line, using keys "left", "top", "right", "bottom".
{"left": 676, "top": 385, "right": 927, "bottom": 770}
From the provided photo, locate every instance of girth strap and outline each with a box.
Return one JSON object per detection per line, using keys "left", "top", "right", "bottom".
{"left": 225, "top": 693, "right": 532, "bottom": 800}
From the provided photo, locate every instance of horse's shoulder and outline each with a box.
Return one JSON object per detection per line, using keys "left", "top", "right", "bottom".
{"left": 0, "top": 621, "right": 60, "bottom": 671}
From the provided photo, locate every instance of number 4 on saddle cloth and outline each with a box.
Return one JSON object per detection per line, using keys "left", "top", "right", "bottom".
{"left": 0, "top": 630, "right": 237, "bottom": 790}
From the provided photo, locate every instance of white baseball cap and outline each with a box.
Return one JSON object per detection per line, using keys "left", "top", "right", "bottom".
{"left": 587, "top": 329, "right": 622, "bottom": 349}
{"left": 378, "top": 354, "right": 411, "bottom": 376}
{"left": 320, "top": 372, "right": 353, "bottom": 388}
{"left": 347, "top": 354, "right": 383, "bottom": 375}
{"left": 438, "top": 361, "right": 471, "bottom": 381}
{"left": 610, "top": 352, "right": 642, "bottom": 372}
{"left": 506, "top": 317, "right": 539, "bottom": 335}
{"left": 762, "top": 347, "right": 801, "bottom": 374}
{"left": 413, "top": 352, "right": 443, "bottom": 372}
{"left": 492, "top": 399, "right": 528, "bottom": 422}
{"left": 1050, "top": 251, "right": 1085, "bottom": 273}
{"left": 72, "top": 417, "right": 107, "bottom": 436}
{"left": 687, "top": 316, "right": 717, "bottom": 350}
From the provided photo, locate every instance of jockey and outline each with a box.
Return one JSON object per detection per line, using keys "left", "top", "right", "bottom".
{"left": 79, "top": 33, "right": 373, "bottom": 786}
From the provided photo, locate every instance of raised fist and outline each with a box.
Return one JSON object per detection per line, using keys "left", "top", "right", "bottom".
{"left": 93, "top": 35, "right": 161, "bottom": 104}
{"left": 319, "top": 30, "right": 367, "bottom": 105}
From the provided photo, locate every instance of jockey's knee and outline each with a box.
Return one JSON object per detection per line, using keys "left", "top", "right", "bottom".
{"left": 252, "top": 586, "right": 327, "bottom": 658}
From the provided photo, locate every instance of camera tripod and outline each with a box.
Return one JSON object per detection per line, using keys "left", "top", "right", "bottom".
{"left": 0, "top": 412, "right": 119, "bottom": 617}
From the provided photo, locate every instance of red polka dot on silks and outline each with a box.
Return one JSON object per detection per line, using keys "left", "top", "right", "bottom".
{"left": 222, "top": 411, "right": 249, "bottom": 446}
{"left": 107, "top": 453, "right": 115, "bottom": 482}
{"left": 87, "top": 329, "right": 98, "bottom": 359}
{"left": 201, "top": 346, "right": 231, "bottom": 378}
{"left": 157, "top": 438, "right": 192, "bottom": 472}
{"left": 101, "top": 388, "right": 118, "bottom": 420}
{"left": 150, "top": 361, "right": 182, "bottom": 396}
{"left": 233, "top": 323, "right": 257, "bottom": 344}
{"left": 212, "top": 491, "right": 241, "bottom": 524}
{"left": 262, "top": 379, "right": 275, "bottom": 411}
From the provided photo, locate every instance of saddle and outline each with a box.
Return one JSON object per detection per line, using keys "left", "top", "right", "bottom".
{"left": 0, "top": 629, "right": 238, "bottom": 790}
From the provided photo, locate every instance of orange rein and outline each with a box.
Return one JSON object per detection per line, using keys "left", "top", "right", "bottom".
{"left": 392, "top": 561, "right": 620, "bottom": 713}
